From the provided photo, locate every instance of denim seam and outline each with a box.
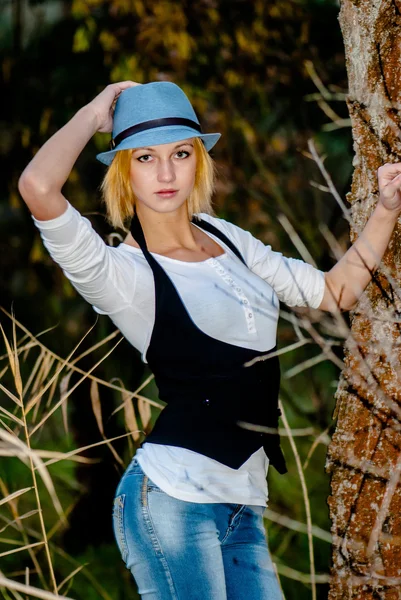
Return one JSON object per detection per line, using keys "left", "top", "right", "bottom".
{"left": 112, "top": 494, "right": 129, "bottom": 564}
{"left": 140, "top": 474, "right": 179, "bottom": 600}
{"left": 220, "top": 504, "right": 246, "bottom": 544}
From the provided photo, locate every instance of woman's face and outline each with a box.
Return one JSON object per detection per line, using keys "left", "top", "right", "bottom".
{"left": 129, "top": 137, "right": 197, "bottom": 214}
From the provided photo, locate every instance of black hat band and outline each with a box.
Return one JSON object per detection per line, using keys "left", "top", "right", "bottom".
{"left": 110, "top": 117, "right": 203, "bottom": 150}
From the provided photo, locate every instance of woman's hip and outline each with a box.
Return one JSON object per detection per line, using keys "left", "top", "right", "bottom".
{"left": 111, "top": 457, "right": 281, "bottom": 599}
{"left": 112, "top": 457, "right": 267, "bottom": 551}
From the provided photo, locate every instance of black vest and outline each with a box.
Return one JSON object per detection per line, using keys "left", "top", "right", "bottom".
{"left": 130, "top": 213, "right": 287, "bottom": 474}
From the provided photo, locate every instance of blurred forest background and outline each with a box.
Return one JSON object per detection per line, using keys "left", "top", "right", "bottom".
{"left": 0, "top": 0, "right": 353, "bottom": 598}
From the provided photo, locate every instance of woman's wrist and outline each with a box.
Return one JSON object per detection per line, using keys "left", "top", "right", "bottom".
{"left": 373, "top": 198, "right": 401, "bottom": 224}
{"left": 75, "top": 104, "right": 101, "bottom": 138}
{"left": 20, "top": 104, "right": 101, "bottom": 196}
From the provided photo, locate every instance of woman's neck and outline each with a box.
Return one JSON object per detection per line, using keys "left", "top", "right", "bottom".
{"left": 132, "top": 203, "right": 198, "bottom": 254}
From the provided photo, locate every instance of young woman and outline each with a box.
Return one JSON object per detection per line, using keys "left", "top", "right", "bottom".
{"left": 18, "top": 80, "right": 401, "bottom": 599}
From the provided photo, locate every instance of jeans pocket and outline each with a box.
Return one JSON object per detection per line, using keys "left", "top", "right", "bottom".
{"left": 112, "top": 494, "right": 129, "bottom": 564}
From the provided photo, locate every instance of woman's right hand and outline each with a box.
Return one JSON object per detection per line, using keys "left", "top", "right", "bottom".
{"left": 87, "top": 81, "right": 141, "bottom": 133}
{"left": 18, "top": 80, "right": 141, "bottom": 221}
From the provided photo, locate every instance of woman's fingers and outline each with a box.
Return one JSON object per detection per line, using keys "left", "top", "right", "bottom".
{"left": 378, "top": 163, "right": 401, "bottom": 196}
{"left": 88, "top": 82, "right": 142, "bottom": 133}
{"left": 377, "top": 163, "right": 401, "bottom": 211}
{"left": 378, "top": 164, "right": 401, "bottom": 193}
{"left": 114, "top": 80, "right": 141, "bottom": 92}
{"left": 110, "top": 81, "right": 141, "bottom": 102}
{"left": 109, "top": 83, "right": 141, "bottom": 125}
{"left": 383, "top": 173, "right": 401, "bottom": 193}
{"left": 380, "top": 172, "right": 401, "bottom": 199}
{"left": 109, "top": 82, "right": 140, "bottom": 105}
{"left": 378, "top": 162, "right": 401, "bottom": 183}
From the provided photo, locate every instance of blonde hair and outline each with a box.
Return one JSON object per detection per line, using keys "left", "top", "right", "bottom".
{"left": 100, "top": 137, "right": 218, "bottom": 230}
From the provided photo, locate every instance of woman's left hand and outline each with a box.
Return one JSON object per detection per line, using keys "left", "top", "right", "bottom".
{"left": 377, "top": 162, "right": 401, "bottom": 213}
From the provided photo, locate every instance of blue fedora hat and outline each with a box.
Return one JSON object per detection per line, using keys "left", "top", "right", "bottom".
{"left": 96, "top": 81, "right": 221, "bottom": 166}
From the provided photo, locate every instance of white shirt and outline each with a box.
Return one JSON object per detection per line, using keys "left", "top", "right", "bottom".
{"left": 33, "top": 202, "right": 325, "bottom": 506}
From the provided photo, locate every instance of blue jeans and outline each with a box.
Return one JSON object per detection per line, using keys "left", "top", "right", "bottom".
{"left": 112, "top": 456, "right": 283, "bottom": 599}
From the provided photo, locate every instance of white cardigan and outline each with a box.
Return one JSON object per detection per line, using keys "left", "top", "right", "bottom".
{"left": 33, "top": 202, "right": 325, "bottom": 507}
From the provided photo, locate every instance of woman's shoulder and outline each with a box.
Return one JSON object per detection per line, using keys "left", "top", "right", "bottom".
{"left": 195, "top": 212, "right": 246, "bottom": 235}
{"left": 194, "top": 212, "right": 256, "bottom": 250}
{"left": 194, "top": 212, "right": 280, "bottom": 273}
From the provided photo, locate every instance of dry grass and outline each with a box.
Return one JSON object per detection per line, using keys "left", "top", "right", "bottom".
{"left": 0, "top": 308, "right": 146, "bottom": 599}
{"left": 0, "top": 298, "right": 340, "bottom": 599}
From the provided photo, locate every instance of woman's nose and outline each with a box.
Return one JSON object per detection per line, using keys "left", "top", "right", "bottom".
{"left": 157, "top": 159, "right": 176, "bottom": 183}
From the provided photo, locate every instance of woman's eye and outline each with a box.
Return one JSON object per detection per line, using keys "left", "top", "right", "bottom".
{"left": 137, "top": 150, "right": 190, "bottom": 163}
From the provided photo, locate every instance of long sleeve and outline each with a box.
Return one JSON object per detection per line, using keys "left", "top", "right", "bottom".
{"left": 199, "top": 213, "right": 326, "bottom": 309}
{"left": 32, "top": 201, "right": 135, "bottom": 314}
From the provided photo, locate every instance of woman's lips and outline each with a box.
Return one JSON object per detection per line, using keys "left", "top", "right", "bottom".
{"left": 156, "top": 190, "right": 178, "bottom": 197}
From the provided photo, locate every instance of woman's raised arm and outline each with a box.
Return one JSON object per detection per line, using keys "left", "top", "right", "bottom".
{"left": 319, "top": 163, "right": 401, "bottom": 312}
{"left": 18, "top": 81, "right": 138, "bottom": 221}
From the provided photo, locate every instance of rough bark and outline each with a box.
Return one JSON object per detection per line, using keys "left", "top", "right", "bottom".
{"left": 326, "top": 1, "right": 401, "bottom": 598}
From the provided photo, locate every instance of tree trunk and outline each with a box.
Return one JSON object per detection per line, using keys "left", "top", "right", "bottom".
{"left": 326, "top": 1, "right": 401, "bottom": 598}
